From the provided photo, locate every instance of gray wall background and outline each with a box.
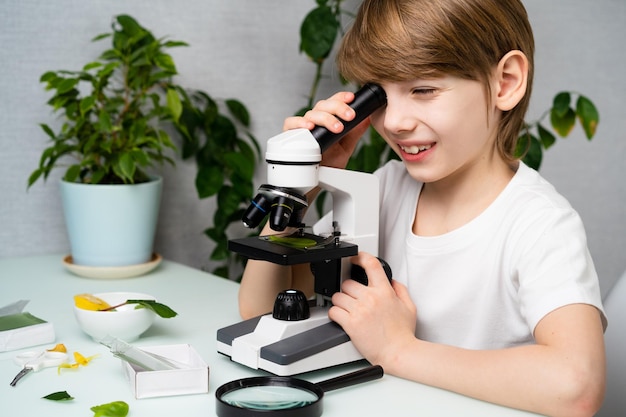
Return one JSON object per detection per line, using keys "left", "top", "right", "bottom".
{"left": 1, "top": 0, "right": 624, "bottom": 297}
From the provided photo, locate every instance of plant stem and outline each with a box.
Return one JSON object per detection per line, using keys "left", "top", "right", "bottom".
{"left": 99, "top": 302, "right": 128, "bottom": 312}
{"left": 307, "top": 62, "right": 324, "bottom": 110}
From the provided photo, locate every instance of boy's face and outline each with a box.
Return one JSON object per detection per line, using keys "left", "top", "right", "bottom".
{"left": 370, "top": 76, "right": 501, "bottom": 186}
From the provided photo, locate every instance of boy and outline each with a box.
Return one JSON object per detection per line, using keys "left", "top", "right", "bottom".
{"left": 239, "top": 1, "right": 606, "bottom": 416}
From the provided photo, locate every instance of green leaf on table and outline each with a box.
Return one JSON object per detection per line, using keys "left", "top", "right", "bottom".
{"left": 90, "top": 400, "right": 129, "bottom": 417}
{"left": 127, "top": 300, "right": 178, "bottom": 318}
{"left": 42, "top": 391, "right": 74, "bottom": 401}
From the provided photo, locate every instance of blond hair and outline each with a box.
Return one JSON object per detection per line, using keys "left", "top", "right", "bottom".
{"left": 337, "top": 0, "right": 534, "bottom": 162}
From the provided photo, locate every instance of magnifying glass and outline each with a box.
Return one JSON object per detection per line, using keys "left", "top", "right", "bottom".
{"left": 215, "top": 365, "right": 383, "bottom": 417}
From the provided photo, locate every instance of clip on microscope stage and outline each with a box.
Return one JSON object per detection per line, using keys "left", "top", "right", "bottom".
{"left": 217, "top": 84, "right": 388, "bottom": 376}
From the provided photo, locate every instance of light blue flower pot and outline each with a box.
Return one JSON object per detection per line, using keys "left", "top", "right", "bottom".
{"left": 60, "top": 177, "right": 162, "bottom": 267}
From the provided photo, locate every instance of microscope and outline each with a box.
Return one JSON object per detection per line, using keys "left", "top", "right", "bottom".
{"left": 216, "top": 84, "right": 387, "bottom": 376}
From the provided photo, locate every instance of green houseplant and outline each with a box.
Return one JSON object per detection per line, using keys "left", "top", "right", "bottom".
{"left": 28, "top": 15, "right": 260, "bottom": 272}
{"left": 27, "top": 14, "right": 184, "bottom": 268}
{"left": 29, "top": 15, "right": 182, "bottom": 187}
{"left": 175, "top": 88, "right": 261, "bottom": 279}
{"left": 297, "top": 1, "right": 600, "bottom": 215}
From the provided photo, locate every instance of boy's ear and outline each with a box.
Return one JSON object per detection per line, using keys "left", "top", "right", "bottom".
{"left": 494, "top": 50, "right": 529, "bottom": 111}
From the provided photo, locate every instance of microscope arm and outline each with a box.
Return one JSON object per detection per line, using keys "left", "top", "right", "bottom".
{"left": 318, "top": 166, "right": 379, "bottom": 256}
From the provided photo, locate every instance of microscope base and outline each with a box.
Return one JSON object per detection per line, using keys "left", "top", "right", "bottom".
{"left": 217, "top": 307, "right": 363, "bottom": 376}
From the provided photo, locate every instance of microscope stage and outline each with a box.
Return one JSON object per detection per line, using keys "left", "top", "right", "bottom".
{"left": 228, "top": 232, "right": 358, "bottom": 265}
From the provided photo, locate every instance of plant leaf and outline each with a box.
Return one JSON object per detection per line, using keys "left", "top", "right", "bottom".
{"left": 43, "top": 391, "right": 74, "bottom": 401}
{"left": 552, "top": 92, "right": 571, "bottom": 118}
{"left": 56, "top": 78, "right": 79, "bottom": 94}
{"left": 39, "top": 123, "right": 56, "bottom": 140}
{"left": 576, "top": 95, "right": 599, "bottom": 139}
{"left": 224, "top": 152, "right": 254, "bottom": 181}
{"left": 64, "top": 164, "right": 82, "bottom": 183}
{"left": 225, "top": 99, "right": 250, "bottom": 126}
{"left": 195, "top": 164, "right": 224, "bottom": 199}
{"left": 166, "top": 88, "right": 182, "bottom": 122}
{"left": 521, "top": 134, "right": 543, "bottom": 170}
{"left": 27, "top": 169, "right": 43, "bottom": 188}
{"left": 80, "top": 96, "right": 96, "bottom": 115}
{"left": 90, "top": 400, "right": 129, "bottom": 417}
{"left": 550, "top": 106, "right": 576, "bottom": 137}
{"left": 126, "top": 300, "right": 178, "bottom": 318}
{"left": 537, "top": 123, "right": 556, "bottom": 150}
{"left": 117, "top": 153, "right": 136, "bottom": 182}
{"left": 300, "top": 6, "right": 339, "bottom": 61}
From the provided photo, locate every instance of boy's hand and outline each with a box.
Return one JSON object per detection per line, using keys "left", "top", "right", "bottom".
{"left": 283, "top": 91, "right": 371, "bottom": 169}
{"left": 329, "top": 252, "right": 417, "bottom": 366}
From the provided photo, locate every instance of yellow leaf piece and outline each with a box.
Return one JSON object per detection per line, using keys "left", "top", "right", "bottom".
{"left": 57, "top": 363, "right": 79, "bottom": 374}
{"left": 57, "top": 351, "right": 99, "bottom": 374}
{"left": 47, "top": 343, "right": 67, "bottom": 353}
{"left": 74, "top": 293, "right": 111, "bottom": 311}
{"left": 73, "top": 351, "right": 98, "bottom": 366}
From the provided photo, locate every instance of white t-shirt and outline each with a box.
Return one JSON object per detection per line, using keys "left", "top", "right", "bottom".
{"left": 323, "top": 160, "right": 605, "bottom": 350}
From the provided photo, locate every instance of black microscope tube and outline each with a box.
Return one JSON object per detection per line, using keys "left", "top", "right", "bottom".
{"left": 311, "top": 83, "right": 387, "bottom": 154}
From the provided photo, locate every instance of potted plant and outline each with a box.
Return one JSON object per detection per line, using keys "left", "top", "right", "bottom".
{"left": 29, "top": 14, "right": 261, "bottom": 274}
{"left": 28, "top": 15, "right": 189, "bottom": 268}
{"left": 175, "top": 91, "right": 261, "bottom": 279}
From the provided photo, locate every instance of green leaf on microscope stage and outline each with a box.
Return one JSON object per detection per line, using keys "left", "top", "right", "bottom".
{"left": 267, "top": 235, "right": 319, "bottom": 249}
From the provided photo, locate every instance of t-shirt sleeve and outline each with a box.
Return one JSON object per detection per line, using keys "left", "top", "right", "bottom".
{"left": 514, "top": 205, "right": 607, "bottom": 333}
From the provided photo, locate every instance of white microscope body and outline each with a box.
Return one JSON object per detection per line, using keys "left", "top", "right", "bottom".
{"left": 216, "top": 84, "right": 386, "bottom": 376}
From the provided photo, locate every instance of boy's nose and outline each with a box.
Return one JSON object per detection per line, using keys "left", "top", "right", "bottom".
{"left": 383, "top": 100, "right": 418, "bottom": 134}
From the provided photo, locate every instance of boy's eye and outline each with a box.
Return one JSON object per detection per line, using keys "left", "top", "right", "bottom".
{"left": 412, "top": 88, "right": 436, "bottom": 95}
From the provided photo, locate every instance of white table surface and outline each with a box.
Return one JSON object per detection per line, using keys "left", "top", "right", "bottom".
{"left": 0, "top": 255, "right": 542, "bottom": 416}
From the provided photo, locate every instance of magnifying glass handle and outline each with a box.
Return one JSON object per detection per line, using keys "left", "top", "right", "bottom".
{"left": 316, "top": 365, "right": 384, "bottom": 393}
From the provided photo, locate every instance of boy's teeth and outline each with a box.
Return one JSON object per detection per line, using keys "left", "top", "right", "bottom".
{"left": 401, "top": 144, "right": 432, "bottom": 154}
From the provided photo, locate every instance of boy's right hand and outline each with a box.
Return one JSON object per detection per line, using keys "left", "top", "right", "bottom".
{"left": 283, "top": 91, "right": 371, "bottom": 170}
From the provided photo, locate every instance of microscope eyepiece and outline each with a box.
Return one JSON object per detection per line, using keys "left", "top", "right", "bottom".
{"left": 311, "top": 83, "right": 387, "bottom": 153}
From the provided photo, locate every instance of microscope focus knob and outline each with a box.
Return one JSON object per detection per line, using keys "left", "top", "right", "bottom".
{"left": 273, "top": 289, "right": 310, "bottom": 321}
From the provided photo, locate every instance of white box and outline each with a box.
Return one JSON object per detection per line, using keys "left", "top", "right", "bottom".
{"left": 122, "top": 344, "right": 209, "bottom": 399}
{"left": 0, "top": 313, "right": 55, "bottom": 352}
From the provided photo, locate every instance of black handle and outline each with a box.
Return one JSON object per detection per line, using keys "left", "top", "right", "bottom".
{"left": 311, "top": 84, "right": 387, "bottom": 153}
{"left": 315, "top": 365, "right": 384, "bottom": 393}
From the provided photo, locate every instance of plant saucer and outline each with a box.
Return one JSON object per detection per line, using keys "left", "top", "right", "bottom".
{"left": 63, "top": 253, "right": 162, "bottom": 279}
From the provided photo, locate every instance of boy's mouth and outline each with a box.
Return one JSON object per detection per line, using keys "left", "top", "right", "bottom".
{"left": 400, "top": 144, "right": 432, "bottom": 155}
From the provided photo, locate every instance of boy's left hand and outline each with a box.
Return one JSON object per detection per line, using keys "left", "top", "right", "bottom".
{"left": 329, "top": 252, "right": 417, "bottom": 366}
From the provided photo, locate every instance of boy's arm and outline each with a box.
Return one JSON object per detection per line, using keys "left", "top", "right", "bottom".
{"left": 392, "top": 303, "right": 606, "bottom": 417}
{"left": 331, "top": 255, "right": 605, "bottom": 417}
{"left": 238, "top": 223, "right": 315, "bottom": 319}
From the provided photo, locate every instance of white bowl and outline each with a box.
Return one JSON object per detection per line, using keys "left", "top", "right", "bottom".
{"left": 73, "top": 292, "right": 157, "bottom": 342}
